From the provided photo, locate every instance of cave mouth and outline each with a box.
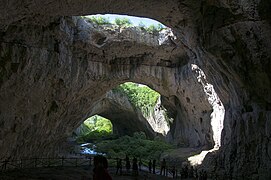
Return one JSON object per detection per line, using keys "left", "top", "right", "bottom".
{"left": 84, "top": 14, "right": 167, "bottom": 29}
{"left": 109, "top": 81, "right": 171, "bottom": 136}
{"left": 75, "top": 115, "right": 114, "bottom": 144}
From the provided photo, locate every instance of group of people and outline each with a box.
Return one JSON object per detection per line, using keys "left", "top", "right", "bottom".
{"left": 180, "top": 164, "right": 208, "bottom": 180}
{"left": 116, "top": 155, "right": 141, "bottom": 176}
{"left": 93, "top": 155, "right": 208, "bottom": 180}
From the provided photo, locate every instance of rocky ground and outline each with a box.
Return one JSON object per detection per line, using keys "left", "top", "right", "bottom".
{"left": 0, "top": 166, "right": 178, "bottom": 180}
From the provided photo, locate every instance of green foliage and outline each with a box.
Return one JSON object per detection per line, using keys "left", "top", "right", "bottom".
{"left": 76, "top": 115, "right": 113, "bottom": 143}
{"left": 138, "top": 21, "right": 146, "bottom": 29}
{"left": 95, "top": 132, "right": 173, "bottom": 160}
{"left": 146, "top": 23, "right": 165, "bottom": 34}
{"left": 83, "top": 16, "right": 165, "bottom": 34}
{"left": 113, "top": 82, "right": 160, "bottom": 117}
{"left": 114, "top": 17, "right": 132, "bottom": 27}
{"left": 87, "top": 16, "right": 111, "bottom": 25}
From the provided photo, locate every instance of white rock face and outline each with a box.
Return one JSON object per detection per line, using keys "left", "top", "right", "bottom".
{"left": 148, "top": 96, "right": 171, "bottom": 136}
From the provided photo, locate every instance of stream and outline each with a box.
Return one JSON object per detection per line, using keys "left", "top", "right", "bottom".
{"left": 80, "top": 143, "right": 104, "bottom": 155}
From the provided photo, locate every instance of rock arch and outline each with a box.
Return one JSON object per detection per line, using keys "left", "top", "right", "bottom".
{"left": 0, "top": 0, "right": 271, "bottom": 178}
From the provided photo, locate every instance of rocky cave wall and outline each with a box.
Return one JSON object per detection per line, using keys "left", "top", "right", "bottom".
{"left": 0, "top": 16, "right": 212, "bottom": 161}
{"left": 0, "top": 0, "right": 271, "bottom": 178}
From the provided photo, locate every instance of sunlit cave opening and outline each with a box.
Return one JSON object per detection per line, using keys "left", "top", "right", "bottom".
{"left": 81, "top": 14, "right": 177, "bottom": 47}
{"left": 84, "top": 14, "right": 166, "bottom": 30}
{"left": 72, "top": 82, "right": 174, "bottom": 160}
{"left": 75, "top": 115, "right": 113, "bottom": 155}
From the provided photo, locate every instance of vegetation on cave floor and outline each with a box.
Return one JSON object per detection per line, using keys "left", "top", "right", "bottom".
{"left": 76, "top": 118, "right": 174, "bottom": 163}
{"left": 95, "top": 132, "right": 174, "bottom": 162}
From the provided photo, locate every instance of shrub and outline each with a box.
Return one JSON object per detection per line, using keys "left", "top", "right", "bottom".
{"left": 113, "top": 82, "right": 160, "bottom": 117}
{"left": 88, "top": 16, "right": 111, "bottom": 25}
{"left": 76, "top": 115, "right": 113, "bottom": 142}
{"left": 95, "top": 132, "right": 174, "bottom": 160}
{"left": 114, "top": 17, "right": 132, "bottom": 27}
{"left": 146, "top": 23, "right": 165, "bottom": 34}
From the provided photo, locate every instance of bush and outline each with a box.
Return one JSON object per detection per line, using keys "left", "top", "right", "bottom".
{"left": 88, "top": 16, "right": 111, "bottom": 25}
{"left": 146, "top": 23, "right": 165, "bottom": 34}
{"left": 95, "top": 132, "right": 174, "bottom": 160}
{"left": 113, "top": 82, "right": 160, "bottom": 117}
{"left": 76, "top": 115, "right": 113, "bottom": 142}
{"left": 114, "top": 17, "right": 132, "bottom": 27}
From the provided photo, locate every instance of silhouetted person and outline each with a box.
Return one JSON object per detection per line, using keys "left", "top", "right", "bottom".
{"left": 160, "top": 158, "right": 166, "bottom": 176}
{"left": 132, "top": 157, "right": 138, "bottom": 176}
{"left": 172, "top": 165, "right": 176, "bottom": 178}
{"left": 89, "top": 156, "right": 92, "bottom": 166}
{"left": 203, "top": 170, "right": 208, "bottom": 180}
{"left": 189, "top": 166, "right": 194, "bottom": 178}
{"left": 153, "top": 159, "right": 156, "bottom": 174}
{"left": 194, "top": 167, "right": 198, "bottom": 179}
{"left": 138, "top": 158, "right": 142, "bottom": 171}
{"left": 199, "top": 170, "right": 207, "bottom": 180}
{"left": 116, "top": 158, "right": 122, "bottom": 175}
{"left": 93, "top": 155, "right": 112, "bottom": 180}
{"left": 148, "top": 160, "right": 152, "bottom": 173}
{"left": 125, "top": 155, "right": 131, "bottom": 172}
{"left": 183, "top": 164, "right": 188, "bottom": 178}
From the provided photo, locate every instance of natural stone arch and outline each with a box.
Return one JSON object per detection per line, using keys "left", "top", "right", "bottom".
{"left": 87, "top": 89, "right": 156, "bottom": 138}
{"left": 0, "top": 16, "right": 215, "bottom": 160}
{"left": 0, "top": 0, "right": 270, "bottom": 178}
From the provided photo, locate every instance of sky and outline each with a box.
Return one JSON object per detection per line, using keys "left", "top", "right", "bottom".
{"left": 86, "top": 14, "right": 165, "bottom": 27}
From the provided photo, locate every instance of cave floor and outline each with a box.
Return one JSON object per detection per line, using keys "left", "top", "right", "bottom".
{"left": 0, "top": 166, "right": 183, "bottom": 180}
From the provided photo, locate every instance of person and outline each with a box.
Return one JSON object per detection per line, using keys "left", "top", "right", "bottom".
{"left": 148, "top": 160, "right": 152, "bottom": 173}
{"left": 138, "top": 158, "right": 142, "bottom": 171}
{"left": 89, "top": 156, "right": 92, "bottom": 166}
{"left": 93, "top": 155, "right": 112, "bottom": 180}
{"left": 125, "top": 155, "right": 131, "bottom": 173}
{"left": 160, "top": 158, "right": 166, "bottom": 176}
{"left": 116, "top": 158, "right": 122, "bottom": 175}
{"left": 199, "top": 169, "right": 207, "bottom": 180}
{"left": 132, "top": 157, "right": 138, "bottom": 176}
{"left": 172, "top": 165, "right": 176, "bottom": 178}
{"left": 189, "top": 166, "right": 194, "bottom": 178}
{"left": 153, "top": 159, "right": 156, "bottom": 174}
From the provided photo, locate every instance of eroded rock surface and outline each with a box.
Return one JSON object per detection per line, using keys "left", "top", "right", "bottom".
{"left": 0, "top": 0, "right": 270, "bottom": 178}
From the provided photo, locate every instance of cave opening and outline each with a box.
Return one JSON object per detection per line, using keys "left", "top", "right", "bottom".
{"left": 83, "top": 14, "right": 166, "bottom": 30}
{"left": 72, "top": 81, "right": 175, "bottom": 159}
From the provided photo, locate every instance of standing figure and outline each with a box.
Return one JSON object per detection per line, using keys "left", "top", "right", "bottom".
{"left": 116, "top": 158, "right": 122, "bottom": 175}
{"left": 93, "top": 155, "right": 112, "bottom": 180}
{"left": 125, "top": 155, "right": 131, "bottom": 173}
{"left": 132, "top": 157, "right": 138, "bottom": 176}
{"left": 172, "top": 165, "right": 176, "bottom": 178}
{"left": 160, "top": 158, "right": 166, "bottom": 176}
{"left": 138, "top": 158, "right": 142, "bottom": 171}
{"left": 148, "top": 160, "right": 152, "bottom": 173}
{"left": 153, "top": 159, "right": 156, "bottom": 174}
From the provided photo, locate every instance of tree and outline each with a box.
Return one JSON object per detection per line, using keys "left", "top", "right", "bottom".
{"left": 88, "top": 16, "right": 111, "bottom": 25}
{"left": 114, "top": 17, "right": 132, "bottom": 27}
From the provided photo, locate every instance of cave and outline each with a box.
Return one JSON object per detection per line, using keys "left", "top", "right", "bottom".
{"left": 0, "top": 0, "right": 271, "bottom": 179}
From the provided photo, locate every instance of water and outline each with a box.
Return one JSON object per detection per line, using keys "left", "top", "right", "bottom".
{"left": 80, "top": 143, "right": 105, "bottom": 155}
